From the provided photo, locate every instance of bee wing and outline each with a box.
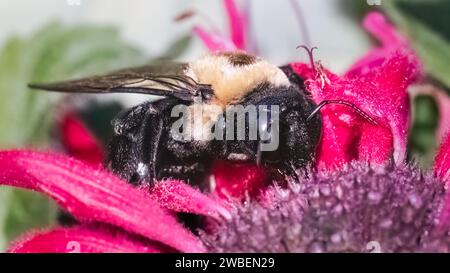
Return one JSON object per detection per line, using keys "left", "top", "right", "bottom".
{"left": 29, "top": 62, "right": 210, "bottom": 101}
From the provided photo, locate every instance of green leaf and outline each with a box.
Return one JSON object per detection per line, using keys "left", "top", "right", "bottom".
{"left": 157, "top": 34, "right": 192, "bottom": 60}
{"left": 384, "top": 0, "right": 450, "bottom": 91}
{"left": 0, "top": 189, "right": 58, "bottom": 250}
{"left": 338, "top": 0, "right": 382, "bottom": 22}
{"left": 0, "top": 22, "right": 144, "bottom": 251}
{"left": 407, "top": 95, "right": 439, "bottom": 168}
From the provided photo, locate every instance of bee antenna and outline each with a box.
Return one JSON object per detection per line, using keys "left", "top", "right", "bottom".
{"left": 306, "top": 100, "right": 378, "bottom": 125}
{"left": 296, "top": 45, "right": 318, "bottom": 72}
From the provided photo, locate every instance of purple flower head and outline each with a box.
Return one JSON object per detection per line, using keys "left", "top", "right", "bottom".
{"left": 201, "top": 163, "right": 449, "bottom": 253}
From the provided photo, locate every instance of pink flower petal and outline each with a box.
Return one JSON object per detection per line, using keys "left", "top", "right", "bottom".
{"left": 210, "top": 160, "right": 269, "bottom": 201}
{"left": 436, "top": 133, "right": 450, "bottom": 229}
{"left": 346, "top": 12, "right": 412, "bottom": 77}
{"left": 357, "top": 122, "right": 393, "bottom": 164}
{"left": 292, "top": 51, "right": 418, "bottom": 170}
{"left": 60, "top": 112, "right": 104, "bottom": 166}
{"left": 0, "top": 150, "right": 205, "bottom": 253}
{"left": 351, "top": 52, "right": 418, "bottom": 164}
{"left": 223, "top": 0, "right": 246, "bottom": 49}
{"left": 348, "top": 13, "right": 421, "bottom": 164}
{"left": 346, "top": 48, "right": 390, "bottom": 78}
{"left": 193, "top": 26, "right": 237, "bottom": 52}
{"left": 9, "top": 226, "right": 163, "bottom": 253}
{"left": 289, "top": 13, "right": 421, "bottom": 170}
{"left": 363, "top": 11, "right": 408, "bottom": 47}
{"left": 146, "top": 180, "right": 231, "bottom": 221}
{"left": 434, "top": 131, "right": 450, "bottom": 231}
{"left": 435, "top": 132, "right": 450, "bottom": 185}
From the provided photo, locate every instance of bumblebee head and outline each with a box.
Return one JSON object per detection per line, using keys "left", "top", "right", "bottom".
{"left": 237, "top": 83, "right": 322, "bottom": 171}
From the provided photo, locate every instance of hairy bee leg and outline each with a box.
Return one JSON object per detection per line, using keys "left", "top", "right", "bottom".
{"left": 107, "top": 98, "right": 191, "bottom": 185}
{"left": 106, "top": 102, "right": 152, "bottom": 184}
{"left": 141, "top": 98, "right": 214, "bottom": 186}
{"left": 140, "top": 111, "right": 166, "bottom": 184}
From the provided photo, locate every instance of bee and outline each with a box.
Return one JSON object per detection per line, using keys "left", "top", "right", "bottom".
{"left": 29, "top": 51, "right": 371, "bottom": 187}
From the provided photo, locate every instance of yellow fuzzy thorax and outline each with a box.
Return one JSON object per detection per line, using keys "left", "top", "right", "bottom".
{"left": 187, "top": 52, "right": 289, "bottom": 107}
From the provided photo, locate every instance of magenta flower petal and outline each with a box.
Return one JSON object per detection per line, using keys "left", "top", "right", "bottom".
{"left": 292, "top": 51, "right": 418, "bottom": 169}
{"left": 346, "top": 12, "right": 412, "bottom": 77}
{"left": 290, "top": 13, "right": 420, "bottom": 170}
{"left": 349, "top": 52, "right": 419, "bottom": 164}
{"left": 346, "top": 14, "right": 421, "bottom": 164}
{"left": 60, "top": 112, "right": 104, "bottom": 166}
{"left": 363, "top": 11, "right": 408, "bottom": 48}
{"left": 146, "top": 180, "right": 231, "bottom": 221}
{"left": 223, "top": 0, "right": 246, "bottom": 49}
{"left": 192, "top": 0, "right": 249, "bottom": 52}
{"left": 193, "top": 26, "right": 237, "bottom": 52}
{"left": 0, "top": 150, "right": 205, "bottom": 253}
{"left": 435, "top": 132, "right": 450, "bottom": 184}
{"left": 9, "top": 226, "right": 162, "bottom": 253}
{"left": 210, "top": 160, "right": 269, "bottom": 201}
{"left": 434, "top": 132, "right": 450, "bottom": 230}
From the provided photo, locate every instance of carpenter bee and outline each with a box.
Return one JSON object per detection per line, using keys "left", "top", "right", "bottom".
{"left": 29, "top": 51, "right": 371, "bottom": 187}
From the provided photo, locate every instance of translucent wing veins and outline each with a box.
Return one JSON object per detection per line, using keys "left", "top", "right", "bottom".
{"left": 28, "top": 63, "right": 212, "bottom": 102}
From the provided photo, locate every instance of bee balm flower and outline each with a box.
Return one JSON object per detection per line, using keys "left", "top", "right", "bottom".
{"left": 0, "top": 150, "right": 230, "bottom": 253}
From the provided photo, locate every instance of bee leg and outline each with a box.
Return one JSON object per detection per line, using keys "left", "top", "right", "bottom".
{"left": 106, "top": 102, "right": 152, "bottom": 184}
{"left": 134, "top": 98, "right": 189, "bottom": 185}
{"left": 141, "top": 116, "right": 165, "bottom": 184}
{"left": 107, "top": 97, "right": 214, "bottom": 187}
{"left": 140, "top": 98, "right": 210, "bottom": 185}
{"left": 107, "top": 99, "right": 173, "bottom": 186}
